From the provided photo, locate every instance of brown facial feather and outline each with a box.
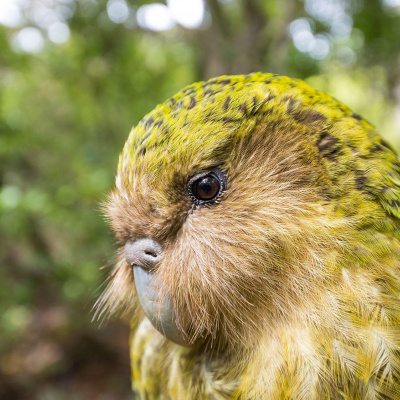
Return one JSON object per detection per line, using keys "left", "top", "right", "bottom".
{"left": 98, "top": 73, "right": 400, "bottom": 398}
{"left": 99, "top": 109, "right": 353, "bottom": 349}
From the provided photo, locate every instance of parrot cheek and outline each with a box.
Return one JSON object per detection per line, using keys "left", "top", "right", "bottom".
{"left": 133, "top": 266, "right": 193, "bottom": 347}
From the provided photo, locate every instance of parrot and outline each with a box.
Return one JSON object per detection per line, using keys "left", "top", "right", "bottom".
{"left": 97, "top": 72, "right": 400, "bottom": 399}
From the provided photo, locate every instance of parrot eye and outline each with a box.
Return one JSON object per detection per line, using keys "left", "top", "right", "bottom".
{"left": 188, "top": 169, "right": 226, "bottom": 205}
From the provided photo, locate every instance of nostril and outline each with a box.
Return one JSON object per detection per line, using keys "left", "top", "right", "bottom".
{"left": 144, "top": 250, "right": 157, "bottom": 258}
{"left": 125, "top": 238, "right": 163, "bottom": 271}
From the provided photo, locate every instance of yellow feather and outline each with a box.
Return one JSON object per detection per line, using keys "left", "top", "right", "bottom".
{"left": 101, "top": 73, "right": 400, "bottom": 399}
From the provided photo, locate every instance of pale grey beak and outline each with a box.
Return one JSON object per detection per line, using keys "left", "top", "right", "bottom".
{"left": 125, "top": 238, "right": 192, "bottom": 347}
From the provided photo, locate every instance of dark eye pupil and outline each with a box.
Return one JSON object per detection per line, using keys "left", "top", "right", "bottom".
{"left": 188, "top": 169, "right": 226, "bottom": 205}
{"left": 193, "top": 176, "right": 220, "bottom": 200}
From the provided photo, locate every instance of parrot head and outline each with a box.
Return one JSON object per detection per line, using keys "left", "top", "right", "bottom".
{"left": 98, "top": 73, "right": 400, "bottom": 355}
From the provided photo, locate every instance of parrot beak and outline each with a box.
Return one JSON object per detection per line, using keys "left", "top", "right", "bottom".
{"left": 125, "top": 238, "right": 193, "bottom": 347}
{"left": 133, "top": 266, "right": 193, "bottom": 347}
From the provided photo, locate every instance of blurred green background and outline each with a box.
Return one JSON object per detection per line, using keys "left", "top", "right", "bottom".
{"left": 0, "top": 0, "right": 399, "bottom": 398}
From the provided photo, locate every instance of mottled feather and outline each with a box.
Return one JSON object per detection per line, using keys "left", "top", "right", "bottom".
{"left": 101, "top": 73, "right": 400, "bottom": 399}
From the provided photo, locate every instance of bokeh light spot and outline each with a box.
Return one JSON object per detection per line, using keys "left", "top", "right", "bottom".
{"left": 13, "top": 26, "right": 45, "bottom": 53}
{"left": 289, "top": 18, "right": 313, "bottom": 37}
{"left": 48, "top": 21, "right": 70, "bottom": 44}
{"left": 384, "top": 0, "right": 400, "bottom": 7}
{"left": 309, "top": 34, "right": 331, "bottom": 60}
{"left": 305, "top": 0, "right": 345, "bottom": 23}
{"left": 0, "top": 0, "right": 24, "bottom": 28}
{"left": 107, "top": 0, "right": 130, "bottom": 24}
{"left": 137, "top": 3, "right": 175, "bottom": 31}
{"left": 2, "top": 306, "right": 31, "bottom": 332}
{"left": 0, "top": 186, "right": 22, "bottom": 209}
{"left": 289, "top": 18, "right": 314, "bottom": 53}
{"left": 167, "top": 0, "right": 204, "bottom": 29}
{"left": 330, "top": 15, "right": 353, "bottom": 39}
